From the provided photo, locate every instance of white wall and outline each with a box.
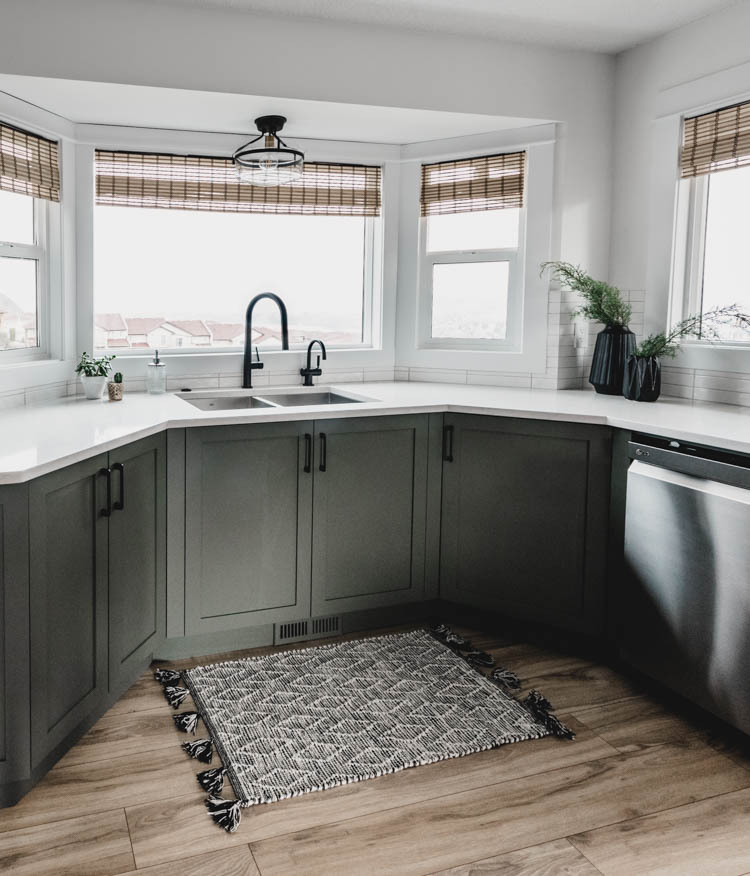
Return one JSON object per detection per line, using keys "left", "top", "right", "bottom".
{"left": 0, "top": 0, "right": 615, "bottom": 399}
{"left": 611, "top": 1, "right": 750, "bottom": 406}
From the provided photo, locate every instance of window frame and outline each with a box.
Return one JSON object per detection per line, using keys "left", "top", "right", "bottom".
{"left": 91, "top": 205, "right": 383, "bottom": 356}
{"left": 416, "top": 206, "right": 525, "bottom": 352}
{"left": 0, "top": 195, "right": 51, "bottom": 363}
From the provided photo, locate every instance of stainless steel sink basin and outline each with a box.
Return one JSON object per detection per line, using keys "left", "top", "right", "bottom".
{"left": 179, "top": 395, "right": 276, "bottom": 411}
{"left": 254, "top": 391, "right": 366, "bottom": 407}
{"left": 176, "top": 387, "right": 372, "bottom": 411}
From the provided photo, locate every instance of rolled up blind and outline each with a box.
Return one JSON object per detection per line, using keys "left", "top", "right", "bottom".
{"left": 95, "top": 151, "right": 381, "bottom": 217}
{"left": 421, "top": 151, "right": 525, "bottom": 217}
{"left": 0, "top": 122, "right": 60, "bottom": 202}
{"left": 680, "top": 100, "right": 750, "bottom": 179}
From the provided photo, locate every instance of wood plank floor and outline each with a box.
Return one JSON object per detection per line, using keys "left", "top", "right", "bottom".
{"left": 2, "top": 623, "right": 750, "bottom": 874}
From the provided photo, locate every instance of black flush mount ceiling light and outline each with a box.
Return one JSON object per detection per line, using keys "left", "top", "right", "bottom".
{"left": 233, "top": 115, "right": 304, "bottom": 186}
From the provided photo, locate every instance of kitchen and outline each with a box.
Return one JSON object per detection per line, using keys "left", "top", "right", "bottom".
{"left": 1, "top": 1, "right": 750, "bottom": 873}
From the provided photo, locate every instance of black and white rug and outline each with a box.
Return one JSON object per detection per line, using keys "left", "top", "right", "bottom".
{"left": 155, "top": 626, "right": 573, "bottom": 832}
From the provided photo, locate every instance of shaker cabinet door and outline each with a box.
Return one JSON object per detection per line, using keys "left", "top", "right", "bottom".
{"left": 29, "top": 455, "right": 109, "bottom": 769}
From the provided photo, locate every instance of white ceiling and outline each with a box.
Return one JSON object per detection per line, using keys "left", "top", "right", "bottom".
{"left": 146, "top": 0, "right": 740, "bottom": 53}
{"left": 0, "top": 75, "right": 548, "bottom": 143}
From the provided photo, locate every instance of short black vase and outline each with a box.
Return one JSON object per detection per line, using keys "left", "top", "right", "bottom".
{"left": 623, "top": 355, "right": 661, "bottom": 402}
{"left": 588, "top": 325, "right": 636, "bottom": 395}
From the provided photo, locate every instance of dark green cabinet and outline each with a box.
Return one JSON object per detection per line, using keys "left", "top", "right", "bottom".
{"left": 440, "top": 414, "right": 611, "bottom": 634}
{"left": 0, "top": 483, "right": 30, "bottom": 803}
{"left": 29, "top": 434, "right": 166, "bottom": 768}
{"left": 29, "top": 455, "right": 109, "bottom": 769}
{"left": 185, "top": 422, "right": 313, "bottom": 634}
{"left": 108, "top": 434, "right": 166, "bottom": 695}
{"left": 311, "top": 415, "right": 429, "bottom": 615}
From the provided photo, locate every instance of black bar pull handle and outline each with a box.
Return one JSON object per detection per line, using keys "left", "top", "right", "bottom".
{"left": 319, "top": 432, "right": 327, "bottom": 472}
{"left": 112, "top": 462, "right": 125, "bottom": 511}
{"left": 442, "top": 424, "right": 454, "bottom": 463}
{"left": 303, "top": 433, "right": 312, "bottom": 473}
{"left": 99, "top": 467, "right": 112, "bottom": 517}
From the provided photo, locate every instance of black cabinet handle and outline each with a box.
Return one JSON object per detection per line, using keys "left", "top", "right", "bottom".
{"left": 112, "top": 462, "right": 125, "bottom": 511}
{"left": 442, "top": 424, "right": 454, "bottom": 463}
{"left": 99, "top": 467, "right": 112, "bottom": 517}
{"left": 303, "top": 433, "right": 312, "bottom": 473}
{"left": 319, "top": 432, "right": 327, "bottom": 472}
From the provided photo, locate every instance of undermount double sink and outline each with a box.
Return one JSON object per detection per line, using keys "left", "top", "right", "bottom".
{"left": 178, "top": 388, "right": 373, "bottom": 411}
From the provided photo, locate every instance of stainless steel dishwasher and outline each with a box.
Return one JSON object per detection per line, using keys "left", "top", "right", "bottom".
{"left": 622, "top": 434, "right": 750, "bottom": 735}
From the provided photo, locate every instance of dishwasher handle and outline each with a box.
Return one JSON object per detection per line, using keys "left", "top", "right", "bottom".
{"left": 628, "top": 441, "right": 750, "bottom": 490}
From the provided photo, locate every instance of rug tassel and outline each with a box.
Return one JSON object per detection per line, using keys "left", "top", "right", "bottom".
{"left": 182, "top": 738, "right": 213, "bottom": 763}
{"left": 491, "top": 667, "right": 522, "bottom": 690}
{"left": 197, "top": 767, "right": 227, "bottom": 795}
{"left": 153, "top": 668, "right": 182, "bottom": 685}
{"left": 464, "top": 649, "right": 494, "bottom": 668}
{"left": 164, "top": 685, "right": 190, "bottom": 709}
{"left": 523, "top": 690, "right": 575, "bottom": 740}
{"left": 431, "top": 624, "right": 494, "bottom": 668}
{"left": 173, "top": 712, "right": 200, "bottom": 734}
{"left": 205, "top": 796, "right": 242, "bottom": 833}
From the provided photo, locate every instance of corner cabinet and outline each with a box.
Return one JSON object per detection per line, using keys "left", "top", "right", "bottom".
{"left": 439, "top": 414, "right": 612, "bottom": 635}
{"left": 29, "top": 433, "right": 166, "bottom": 769}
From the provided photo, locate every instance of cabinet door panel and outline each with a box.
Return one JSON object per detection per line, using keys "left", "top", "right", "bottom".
{"left": 185, "top": 423, "right": 312, "bottom": 634}
{"left": 311, "top": 415, "right": 428, "bottom": 615}
{"left": 108, "top": 433, "right": 166, "bottom": 695}
{"left": 441, "top": 415, "right": 610, "bottom": 634}
{"left": 0, "top": 484, "right": 30, "bottom": 790}
{"left": 29, "top": 455, "right": 108, "bottom": 768}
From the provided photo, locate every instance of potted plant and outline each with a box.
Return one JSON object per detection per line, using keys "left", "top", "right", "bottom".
{"left": 541, "top": 262, "right": 634, "bottom": 395}
{"left": 624, "top": 304, "right": 750, "bottom": 401}
{"left": 75, "top": 352, "right": 115, "bottom": 400}
{"left": 108, "top": 371, "right": 124, "bottom": 402}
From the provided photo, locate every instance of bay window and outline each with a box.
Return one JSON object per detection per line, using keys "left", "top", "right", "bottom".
{"left": 93, "top": 151, "right": 382, "bottom": 353}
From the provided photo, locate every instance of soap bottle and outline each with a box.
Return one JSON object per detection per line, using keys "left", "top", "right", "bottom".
{"left": 146, "top": 349, "right": 167, "bottom": 394}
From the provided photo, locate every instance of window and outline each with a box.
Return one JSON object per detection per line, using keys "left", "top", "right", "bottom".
{"left": 674, "top": 100, "right": 750, "bottom": 343}
{"left": 0, "top": 123, "right": 59, "bottom": 357}
{"left": 418, "top": 151, "right": 525, "bottom": 350}
{"left": 93, "top": 151, "right": 381, "bottom": 353}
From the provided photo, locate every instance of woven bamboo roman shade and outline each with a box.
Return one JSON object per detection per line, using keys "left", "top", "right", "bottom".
{"left": 680, "top": 100, "right": 750, "bottom": 179}
{"left": 95, "top": 151, "right": 381, "bottom": 216}
{"left": 0, "top": 122, "right": 60, "bottom": 202}
{"left": 421, "top": 151, "right": 525, "bottom": 217}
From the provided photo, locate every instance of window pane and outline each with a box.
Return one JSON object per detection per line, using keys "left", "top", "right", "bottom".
{"left": 702, "top": 166, "right": 750, "bottom": 341}
{"left": 426, "top": 209, "right": 519, "bottom": 252}
{"left": 0, "top": 190, "right": 34, "bottom": 245}
{"left": 431, "top": 261, "right": 509, "bottom": 339}
{"left": 0, "top": 257, "right": 38, "bottom": 350}
{"left": 94, "top": 207, "right": 369, "bottom": 351}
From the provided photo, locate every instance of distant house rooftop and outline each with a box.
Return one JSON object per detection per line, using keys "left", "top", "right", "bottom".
{"left": 165, "top": 320, "right": 211, "bottom": 337}
{"left": 206, "top": 322, "right": 244, "bottom": 342}
{"left": 126, "top": 317, "right": 166, "bottom": 335}
{"left": 95, "top": 313, "right": 127, "bottom": 332}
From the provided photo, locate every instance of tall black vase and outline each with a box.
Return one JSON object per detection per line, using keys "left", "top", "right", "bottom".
{"left": 588, "top": 325, "right": 636, "bottom": 395}
{"left": 623, "top": 355, "right": 661, "bottom": 402}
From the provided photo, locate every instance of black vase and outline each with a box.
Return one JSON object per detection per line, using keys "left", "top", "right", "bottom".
{"left": 588, "top": 325, "right": 636, "bottom": 395}
{"left": 623, "top": 355, "right": 661, "bottom": 402}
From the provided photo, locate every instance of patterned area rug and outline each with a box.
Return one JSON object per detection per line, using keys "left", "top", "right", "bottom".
{"left": 155, "top": 627, "right": 573, "bottom": 831}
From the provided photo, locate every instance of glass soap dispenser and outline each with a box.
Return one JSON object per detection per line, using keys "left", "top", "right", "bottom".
{"left": 146, "top": 349, "right": 167, "bottom": 394}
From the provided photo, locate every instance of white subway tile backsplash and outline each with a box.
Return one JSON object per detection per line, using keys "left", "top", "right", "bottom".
{"left": 0, "top": 391, "right": 26, "bottom": 411}
{"left": 166, "top": 376, "right": 220, "bottom": 391}
{"left": 408, "top": 368, "right": 467, "bottom": 384}
{"left": 466, "top": 372, "right": 532, "bottom": 388}
{"left": 693, "top": 386, "right": 750, "bottom": 408}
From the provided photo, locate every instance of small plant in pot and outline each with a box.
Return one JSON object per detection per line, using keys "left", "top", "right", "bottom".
{"left": 76, "top": 352, "right": 115, "bottom": 400}
{"left": 107, "top": 371, "right": 124, "bottom": 402}
{"left": 624, "top": 304, "right": 750, "bottom": 402}
{"left": 541, "top": 262, "right": 634, "bottom": 395}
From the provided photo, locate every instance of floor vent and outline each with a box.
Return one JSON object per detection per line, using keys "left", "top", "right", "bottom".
{"left": 275, "top": 615, "right": 341, "bottom": 645}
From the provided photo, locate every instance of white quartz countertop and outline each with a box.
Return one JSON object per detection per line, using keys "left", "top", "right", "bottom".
{"left": 1, "top": 381, "right": 748, "bottom": 484}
